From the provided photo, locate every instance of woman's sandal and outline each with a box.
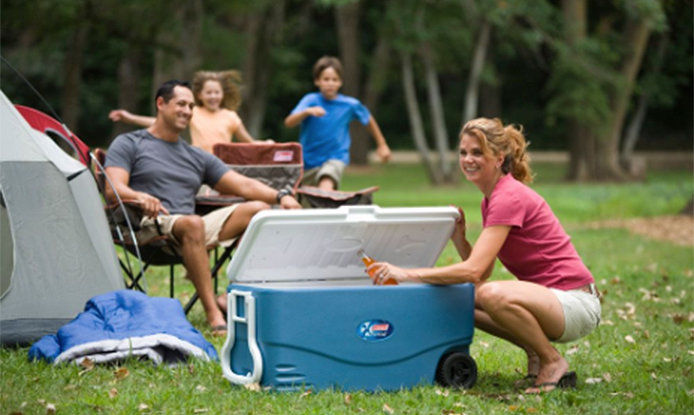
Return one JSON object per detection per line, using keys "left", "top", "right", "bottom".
{"left": 513, "top": 374, "right": 537, "bottom": 388}
{"left": 211, "top": 324, "right": 227, "bottom": 337}
{"left": 525, "top": 371, "right": 577, "bottom": 393}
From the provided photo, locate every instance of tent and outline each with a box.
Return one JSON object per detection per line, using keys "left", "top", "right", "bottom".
{"left": 0, "top": 90, "right": 124, "bottom": 346}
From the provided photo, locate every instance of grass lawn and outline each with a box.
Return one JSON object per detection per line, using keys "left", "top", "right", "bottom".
{"left": 2, "top": 162, "right": 693, "bottom": 414}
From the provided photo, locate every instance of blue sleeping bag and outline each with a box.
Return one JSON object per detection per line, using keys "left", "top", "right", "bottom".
{"left": 29, "top": 290, "right": 218, "bottom": 364}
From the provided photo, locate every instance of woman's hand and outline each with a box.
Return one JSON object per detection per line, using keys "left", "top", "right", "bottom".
{"left": 367, "top": 262, "right": 415, "bottom": 284}
{"left": 451, "top": 206, "right": 467, "bottom": 242}
{"left": 450, "top": 205, "right": 473, "bottom": 261}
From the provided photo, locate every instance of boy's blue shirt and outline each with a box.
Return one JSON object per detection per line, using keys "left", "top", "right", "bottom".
{"left": 290, "top": 92, "right": 370, "bottom": 169}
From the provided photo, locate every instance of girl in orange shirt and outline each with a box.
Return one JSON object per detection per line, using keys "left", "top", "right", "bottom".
{"left": 109, "top": 70, "right": 258, "bottom": 152}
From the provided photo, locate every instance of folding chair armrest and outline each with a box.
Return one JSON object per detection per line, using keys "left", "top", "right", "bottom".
{"left": 105, "top": 199, "right": 144, "bottom": 229}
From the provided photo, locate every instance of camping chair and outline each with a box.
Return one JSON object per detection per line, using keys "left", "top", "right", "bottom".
{"left": 198, "top": 142, "right": 381, "bottom": 210}
{"left": 195, "top": 142, "right": 304, "bottom": 215}
{"left": 296, "top": 185, "right": 379, "bottom": 208}
{"left": 92, "top": 149, "right": 236, "bottom": 314}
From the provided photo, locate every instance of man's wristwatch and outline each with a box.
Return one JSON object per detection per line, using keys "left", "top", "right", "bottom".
{"left": 276, "top": 188, "right": 292, "bottom": 204}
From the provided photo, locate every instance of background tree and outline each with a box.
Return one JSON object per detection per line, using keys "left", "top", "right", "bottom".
{"left": 547, "top": 0, "right": 667, "bottom": 181}
{"left": 1, "top": 0, "right": 690, "bottom": 183}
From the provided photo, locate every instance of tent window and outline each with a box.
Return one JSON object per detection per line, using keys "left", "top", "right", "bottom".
{"left": 0, "top": 189, "right": 13, "bottom": 297}
{"left": 46, "top": 130, "right": 80, "bottom": 161}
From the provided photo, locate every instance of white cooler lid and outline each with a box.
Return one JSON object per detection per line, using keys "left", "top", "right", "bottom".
{"left": 227, "top": 205, "right": 458, "bottom": 283}
{"left": 226, "top": 205, "right": 459, "bottom": 283}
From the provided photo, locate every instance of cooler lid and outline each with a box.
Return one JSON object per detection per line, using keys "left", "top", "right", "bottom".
{"left": 226, "top": 205, "right": 459, "bottom": 283}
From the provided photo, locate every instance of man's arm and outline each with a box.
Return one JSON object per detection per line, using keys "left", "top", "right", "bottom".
{"left": 104, "top": 166, "right": 169, "bottom": 217}
{"left": 213, "top": 170, "right": 301, "bottom": 209}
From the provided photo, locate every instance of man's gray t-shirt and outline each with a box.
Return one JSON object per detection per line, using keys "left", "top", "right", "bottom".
{"left": 104, "top": 129, "right": 229, "bottom": 214}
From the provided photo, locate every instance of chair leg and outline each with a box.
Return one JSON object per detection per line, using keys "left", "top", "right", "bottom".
{"left": 213, "top": 247, "right": 219, "bottom": 294}
{"left": 169, "top": 264, "right": 175, "bottom": 298}
{"left": 120, "top": 258, "right": 146, "bottom": 293}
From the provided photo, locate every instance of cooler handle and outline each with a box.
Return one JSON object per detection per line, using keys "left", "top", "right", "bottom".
{"left": 220, "top": 289, "right": 263, "bottom": 385}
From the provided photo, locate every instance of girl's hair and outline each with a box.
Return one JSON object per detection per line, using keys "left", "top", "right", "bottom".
{"left": 192, "top": 70, "right": 242, "bottom": 111}
{"left": 460, "top": 117, "right": 533, "bottom": 183}
{"left": 312, "top": 56, "right": 342, "bottom": 80}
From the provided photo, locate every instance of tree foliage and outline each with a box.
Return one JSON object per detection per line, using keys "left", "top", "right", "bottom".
{"left": 0, "top": 0, "right": 690, "bottom": 182}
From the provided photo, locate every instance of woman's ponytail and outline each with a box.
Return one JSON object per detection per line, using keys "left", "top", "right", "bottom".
{"left": 504, "top": 124, "right": 533, "bottom": 184}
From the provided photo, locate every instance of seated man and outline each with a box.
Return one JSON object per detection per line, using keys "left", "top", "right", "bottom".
{"left": 103, "top": 80, "right": 301, "bottom": 334}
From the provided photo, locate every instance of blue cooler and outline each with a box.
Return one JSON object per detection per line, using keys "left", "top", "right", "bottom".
{"left": 220, "top": 206, "right": 477, "bottom": 391}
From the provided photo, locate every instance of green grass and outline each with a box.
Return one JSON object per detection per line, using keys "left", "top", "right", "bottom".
{"left": 2, "top": 163, "right": 693, "bottom": 414}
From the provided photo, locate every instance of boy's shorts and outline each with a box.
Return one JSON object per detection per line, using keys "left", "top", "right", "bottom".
{"left": 137, "top": 204, "right": 240, "bottom": 254}
{"left": 551, "top": 285, "right": 601, "bottom": 343}
{"left": 302, "top": 159, "right": 346, "bottom": 189}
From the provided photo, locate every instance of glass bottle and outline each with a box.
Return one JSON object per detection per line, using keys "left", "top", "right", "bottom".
{"left": 357, "top": 249, "right": 398, "bottom": 285}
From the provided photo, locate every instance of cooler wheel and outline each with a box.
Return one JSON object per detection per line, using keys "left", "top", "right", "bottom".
{"left": 436, "top": 352, "right": 477, "bottom": 389}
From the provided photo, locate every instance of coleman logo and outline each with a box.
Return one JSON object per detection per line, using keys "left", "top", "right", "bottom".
{"left": 273, "top": 151, "right": 294, "bottom": 162}
{"left": 357, "top": 319, "right": 394, "bottom": 342}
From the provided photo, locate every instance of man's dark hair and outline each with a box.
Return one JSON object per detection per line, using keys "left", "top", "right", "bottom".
{"left": 154, "top": 79, "right": 192, "bottom": 103}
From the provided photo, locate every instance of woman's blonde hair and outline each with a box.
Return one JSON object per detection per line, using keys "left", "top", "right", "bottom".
{"left": 192, "top": 70, "right": 243, "bottom": 111}
{"left": 460, "top": 117, "right": 533, "bottom": 183}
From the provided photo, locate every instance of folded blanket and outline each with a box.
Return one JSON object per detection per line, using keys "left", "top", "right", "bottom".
{"left": 29, "top": 290, "right": 218, "bottom": 364}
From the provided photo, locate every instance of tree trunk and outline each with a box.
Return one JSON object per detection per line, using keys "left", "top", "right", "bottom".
{"left": 462, "top": 20, "right": 490, "bottom": 124}
{"left": 680, "top": 195, "right": 694, "bottom": 216}
{"left": 152, "top": 26, "right": 183, "bottom": 108}
{"left": 239, "top": 2, "right": 285, "bottom": 138}
{"left": 335, "top": 1, "right": 361, "bottom": 97}
{"left": 597, "top": 16, "right": 652, "bottom": 180}
{"left": 255, "top": 2, "right": 285, "bottom": 138}
{"left": 350, "top": 31, "right": 392, "bottom": 165}
{"left": 151, "top": 1, "right": 202, "bottom": 107}
{"left": 478, "top": 45, "right": 502, "bottom": 118}
{"left": 566, "top": 123, "right": 594, "bottom": 181}
{"left": 335, "top": 1, "right": 369, "bottom": 165}
{"left": 421, "top": 44, "right": 453, "bottom": 181}
{"left": 111, "top": 51, "right": 142, "bottom": 139}
{"left": 180, "top": 0, "right": 203, "bottom": 80}
{"left": 401, "top": 52, "right": 441, "bottom": 184}
{"left": 562, "top": 0, "right": 591, "bottom": 181}
{"left": 239, "top": 10, "right": 262, "bottom": 130}
{"left": 60, "top": 14, "right": 90, "bottom": 130}
{"left": 621, "top": 35, "right": 668, "bottom": 169}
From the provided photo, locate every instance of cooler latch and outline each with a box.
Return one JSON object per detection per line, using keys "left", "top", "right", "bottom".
{"left": 220, "top": 290, "right": 263, "bottom": 385}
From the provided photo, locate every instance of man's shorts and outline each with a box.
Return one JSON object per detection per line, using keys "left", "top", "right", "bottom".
{"left": 551, "top": 286, "right": 601, "bottom": 343}
{"left": 137, "top": 204, "right": 240, "bottom": 254}
{"left": 302, "top": 159, "right": 346, "bottom": 189}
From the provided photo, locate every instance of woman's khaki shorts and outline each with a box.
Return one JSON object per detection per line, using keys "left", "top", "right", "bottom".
{"left": 138, "top": 204, "right": 240, "bottom": 253}
{"left": 551, "top": 287, "right": 601, "bottom": 343}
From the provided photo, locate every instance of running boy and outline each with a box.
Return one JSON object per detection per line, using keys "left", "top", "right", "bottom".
{"left": 284, "top": 56, "right": 391, "bottom": 190}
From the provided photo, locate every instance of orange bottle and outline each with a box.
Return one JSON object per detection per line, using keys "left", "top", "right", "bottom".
{"left": 357, "top": 249, "right": 398, "bottom": 285}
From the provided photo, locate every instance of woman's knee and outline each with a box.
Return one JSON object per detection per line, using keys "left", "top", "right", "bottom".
{"left": 476, "top": 282, "right": 514, "bottom": 311}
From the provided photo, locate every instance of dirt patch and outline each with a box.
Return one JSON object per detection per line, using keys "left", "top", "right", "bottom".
{"left": 586, "top": 215, "right": 694, "bottom": 246}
